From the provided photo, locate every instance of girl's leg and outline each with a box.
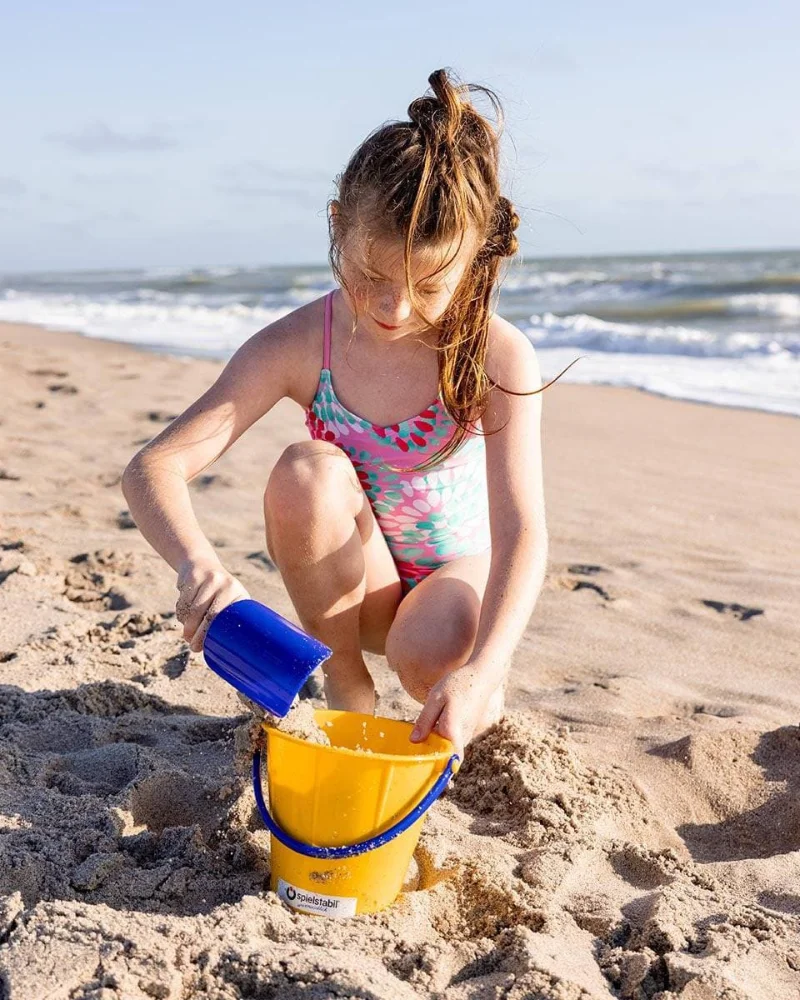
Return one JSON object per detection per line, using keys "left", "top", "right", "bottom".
{"left": 264, "top": 441, "right": 403, "bottom": 713}
{"left": 384, "top": 551, "right": 506, "bottom": 733}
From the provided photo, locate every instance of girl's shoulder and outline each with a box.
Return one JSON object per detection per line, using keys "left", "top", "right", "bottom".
{"left": 485, "top": 312, "right": 542, "bottom": 393}
{"left": 245, "top": 295, "right": 328, "bottom": 408}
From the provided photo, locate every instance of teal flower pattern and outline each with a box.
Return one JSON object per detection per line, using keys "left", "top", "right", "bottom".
{"left": 305, "top": 369, "right": 491, "bottom": 592}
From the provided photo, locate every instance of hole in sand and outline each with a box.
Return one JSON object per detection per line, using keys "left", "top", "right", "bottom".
{"left": 128, "top": 771, "right": 215, "bottom": 835}
{"left": 654, "top": 727, "right": 800, "bottom": 861}
{"left": 757, "top": 891, "right": 800, "bottom": 914}
{"left": 608, "top": 846, "right": 672, "bottom": 890}
{"left": 47, "top": 744, "right": 143, "bottom": 797}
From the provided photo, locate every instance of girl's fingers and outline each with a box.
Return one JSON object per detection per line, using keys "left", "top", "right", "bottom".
{"left": 175, "top": 583, "right": 201, "bottom": 635}
{"left": 411, "top": 692, "right": 445, "bottom": 743}
{"left": 190, "top": 592, "right": 233, "bottom": 652}
{"left": 175, "top": 569, "right": 250, "bottom": 651}
{"left": 179, "top": 581, "right": 219, "bottom": 644}
{"left": 438, "top": 706, "right": 465, "bottom": 760}
{"left": 413, "top": 696, "right": 466, "bottom": 759}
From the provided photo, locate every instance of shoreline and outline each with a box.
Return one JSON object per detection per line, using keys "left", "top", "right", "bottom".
{"left": 3, "top": 317, "right": 799, "bottom": 423}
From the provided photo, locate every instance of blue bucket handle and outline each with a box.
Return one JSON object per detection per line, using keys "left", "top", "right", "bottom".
{"left": 251, "top": 748, "right": 459, "bottom": 860}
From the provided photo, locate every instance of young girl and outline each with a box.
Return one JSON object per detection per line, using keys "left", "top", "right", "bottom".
{"left": 122, "top": 69, "right": 557, "bottom": 759}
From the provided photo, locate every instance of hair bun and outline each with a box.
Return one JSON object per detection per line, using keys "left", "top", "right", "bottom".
{"left": 408, "top": 70, "right": 465, "bottom": 148}
{"left": 407, "top": 96, "right": 442, "bottom": 133}
{"left": 488, "top": 196, "right": 520, "bottom": 258}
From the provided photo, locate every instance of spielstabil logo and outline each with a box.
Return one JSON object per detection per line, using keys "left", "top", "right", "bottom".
{"left": 277, "top": 879, "right": 357, "bottom": 917}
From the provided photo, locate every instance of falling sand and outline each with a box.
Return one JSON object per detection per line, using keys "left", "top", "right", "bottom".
{"left": 269, "top": 698, "right": 331, "bottom": 745}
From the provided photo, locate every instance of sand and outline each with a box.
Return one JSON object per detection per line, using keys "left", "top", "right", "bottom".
{"left": 1, "top": 319, "right": 800, "bottom": 999}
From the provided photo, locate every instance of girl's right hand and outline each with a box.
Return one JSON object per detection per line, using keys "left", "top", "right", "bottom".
{"left": 175, "top": 557, "right": 250, "bottom": 652}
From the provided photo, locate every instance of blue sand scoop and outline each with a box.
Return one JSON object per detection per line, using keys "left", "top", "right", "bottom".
{"left": 203, "top": 599, "right": 332, "bottom": 717}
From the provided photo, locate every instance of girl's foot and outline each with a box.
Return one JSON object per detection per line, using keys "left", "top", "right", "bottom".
{"left": 322, "top": 656, "right": 376, "bottom": 714}
{"left": 474, "top": 682, "right": 506, "bottom": 737}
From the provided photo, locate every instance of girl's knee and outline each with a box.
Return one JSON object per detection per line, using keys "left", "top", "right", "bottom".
{"left": 385, "top": 599, "right": 479, "bottom": 702}
{"left": 265, "top": 441, "right": 355, "bottom": 517}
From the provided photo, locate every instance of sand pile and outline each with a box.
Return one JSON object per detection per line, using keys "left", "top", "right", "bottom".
{"left": 3, "top": 682, "right": 800, "bottom": 998}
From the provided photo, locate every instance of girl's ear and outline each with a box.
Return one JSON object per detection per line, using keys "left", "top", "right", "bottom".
{"left": 329, "top": 199, "right": 340, "bottom": 219}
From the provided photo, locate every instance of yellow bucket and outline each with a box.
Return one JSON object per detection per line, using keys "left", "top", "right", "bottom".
{"left": 251, "top": 709, "right": 459, "bottom": 916}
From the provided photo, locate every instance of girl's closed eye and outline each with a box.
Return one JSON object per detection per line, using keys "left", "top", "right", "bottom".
{"left": 358, "top": 271, "right": 441, "bottom": 300}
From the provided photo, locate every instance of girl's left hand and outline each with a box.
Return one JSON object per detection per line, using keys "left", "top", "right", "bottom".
{"left": 409, "top": 663, "right": 497, "bottom": 760}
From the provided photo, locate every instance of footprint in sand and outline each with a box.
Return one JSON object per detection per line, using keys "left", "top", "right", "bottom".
{"left": 63, "top": 550, "right": 136, "bottom": 610}
{"left": 145, "top": 410, "right": 179, "bottom": 423}
{"left": 557, "top": 564, "right": 615, "bottom": 601}
{"left": 71, "top": 549, "right": 137, "bottom": 576}
{"left": 30, "top": 367, "right": 68, "bottom": 378}
{"left": 693, "top": 703, "right": 740, "bottom": 718}
{"left": 162, "top": 649, "right": 190, "bottom": 679}
{"left": 568, "top": 564, "right": 606, "bottom": 576}
{"left": 96, "top": 472, "right": 121, "bottom": 488}
{"left": 47, "top": 383, "right": 79, "bottom": 394}
{"left": 191, "top": 474, "right": 234, "bottom": 490}
{"left": 548, "top": 563, "right": 614, "bottom": 601}
{"left": 246, "top": 550, "right": 277, "bottom": 573}
{"left": 701, "top": 599, "right": 764, "bottom": 622}
{"left": 570, "top": 580, "right": 614, "bottom": 601}
{"left": 0, "top": 469, "right": 21, "bottom": 481}
{"left": 117, "top": 510, "right": 137, "bottom": 530}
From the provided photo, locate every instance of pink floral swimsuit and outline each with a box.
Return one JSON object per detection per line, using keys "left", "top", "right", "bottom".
{"left": 305, "top": 290, "right": 491, "bottom": 593}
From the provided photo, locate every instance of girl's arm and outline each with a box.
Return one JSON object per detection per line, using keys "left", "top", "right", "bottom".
{"left": 411, "top": 316, "right": 548, "bottom": 753}
{"left": 122, "top": 307, "right": 313, "bottom": 649}
{"left": 465, "top": 316, "right": 548, "bottom": 669}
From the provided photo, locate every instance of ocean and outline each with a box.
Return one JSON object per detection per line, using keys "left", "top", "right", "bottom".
{"left": 1, "top": 249, "right": 798, "bottom": 416}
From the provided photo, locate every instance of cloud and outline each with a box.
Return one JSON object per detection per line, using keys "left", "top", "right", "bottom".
{"left": 49, "top": 220, "right": 90, "bottom": 238}
{"left": 47, "top": 122, "right": 179, "bottom": 153}
{"left": 638, "top": 160, "right": 762, "bottom": 188}
{"left": 71, "top": 169, "right": 151, "bottom": 185}
{"left": 500, "top": 44, "right": 577, "bottom": 74}
{"left": 0, "top": 177, "right": 26, "bottom": 196}
{"left": 216, "top": 160, "right": 331, "bottom": 205}
{"left": 637, "top": 164, "right": 706, "bottom": 187}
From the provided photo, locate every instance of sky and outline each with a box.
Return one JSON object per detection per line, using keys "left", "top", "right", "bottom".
{"left": 1, "top": 0, "right": 798, "bottom": 272}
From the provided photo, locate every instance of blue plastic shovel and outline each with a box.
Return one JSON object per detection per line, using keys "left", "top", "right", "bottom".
{"left": 203, "top": 599, "right": 332, "bottom": 717}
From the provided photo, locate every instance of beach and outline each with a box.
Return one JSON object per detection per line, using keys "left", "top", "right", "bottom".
{"left": 2, "top": 317, "right": 800, "bottom": 998}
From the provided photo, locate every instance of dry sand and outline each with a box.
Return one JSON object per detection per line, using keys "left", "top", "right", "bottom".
{"left": 1, "top": 319, "right": 800, "bottom": 999}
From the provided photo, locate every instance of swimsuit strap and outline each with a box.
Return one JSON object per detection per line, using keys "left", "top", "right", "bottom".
{"left": 323, "top": 290, "right": 334, "bottom": 370}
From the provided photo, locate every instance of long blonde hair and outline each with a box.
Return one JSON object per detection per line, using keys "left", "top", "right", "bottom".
{"left": 329, "top": 68, "right": 574, "bottom": 471}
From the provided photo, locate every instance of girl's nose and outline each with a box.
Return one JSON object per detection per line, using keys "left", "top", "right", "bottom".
{"left": 376, "top": 289, "right": 413, "bottom": 324}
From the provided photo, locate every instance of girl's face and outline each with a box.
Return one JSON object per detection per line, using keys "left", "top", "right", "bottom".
{"left": 338, "top": 227, "right": 476, "bottom": 342}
